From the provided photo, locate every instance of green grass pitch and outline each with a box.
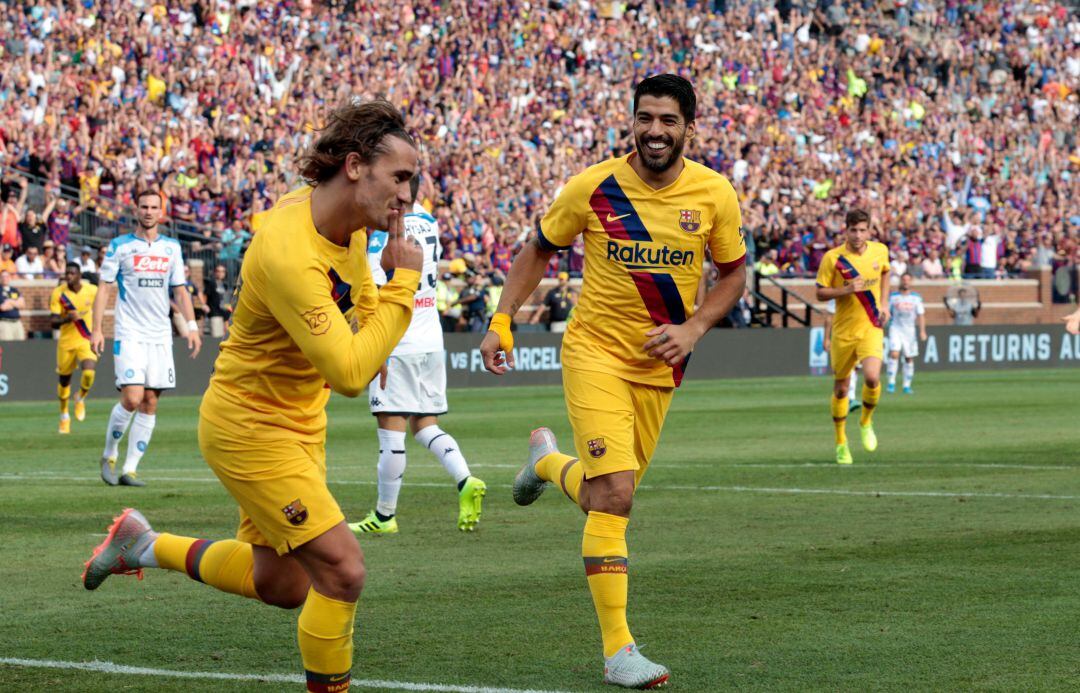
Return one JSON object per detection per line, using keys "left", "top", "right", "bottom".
{"left": 1, "top": 368, "right": 1079, "bottom": 691}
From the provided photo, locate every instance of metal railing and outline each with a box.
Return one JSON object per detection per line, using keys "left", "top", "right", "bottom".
{"left": 752, "top": 273, "right": 822, "bottom": 327}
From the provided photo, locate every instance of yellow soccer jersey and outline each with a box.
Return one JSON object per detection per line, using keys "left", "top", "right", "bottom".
{"left": 201, "top": 186, "right": 419, "bottom": 443}
{"left": 815, "top": 241, "right": 891, "bottom": 339}
{"left": 49, "top": 282, "right": 97, "bottom": 348}
{"left": 538, "top": 154, "right": 745, "bottom": 387}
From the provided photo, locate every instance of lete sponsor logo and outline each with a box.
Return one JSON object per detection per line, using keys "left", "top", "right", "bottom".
{"left": 132, "top": 255, "right": 170, "bottom": 273}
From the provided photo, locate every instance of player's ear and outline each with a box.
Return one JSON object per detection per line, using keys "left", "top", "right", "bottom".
{"left": 344, "top": 152, "right": 365, "bottom": 182}
{"left": 685, "top": 120, "right": 696, "bottom": 141}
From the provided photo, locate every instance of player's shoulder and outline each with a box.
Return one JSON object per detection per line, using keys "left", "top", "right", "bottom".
{"left": 870, "top": 241, "right": 890, "bottom": 255}
{"left": 560, "top": 156, "right": 626, "bottom": 197}
{"left": 49, "top": 284, "right": 63, "bottom": 298}
{"left": 107, "top": 233, "right": 138, "bottom": 252}
{"left": 822, "top": 244, "right": 845, "bottom": 260}
{"left": 683, "top": 158, "right": 732, "bottom": 186}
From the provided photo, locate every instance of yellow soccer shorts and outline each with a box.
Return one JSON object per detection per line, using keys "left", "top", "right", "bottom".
{"left": 56, "top": 341, "right": 97, "bottom": 376}
{"left": 831, "top": 328, "right": 884, "bottom": 379}
{"left": 198, "top": 415, "right": 345, "bottom": 556}
{"left": 562, "top": 366, "right": 674, "bottom": 486}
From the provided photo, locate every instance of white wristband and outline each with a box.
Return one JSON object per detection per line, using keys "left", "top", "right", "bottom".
{"left": 186, "top": 320, "right": 199, "bottom": 334}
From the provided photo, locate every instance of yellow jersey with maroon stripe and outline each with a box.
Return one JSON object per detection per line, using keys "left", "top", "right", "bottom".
{"left": 200, "top": 186, "right": 419, "bottom": 443}
{"left": 538, "top": 154, "right": 745, "bottom": 387}
{"left": 49, "top": 282, "right": 97, "bottom": 349}
{"left": 815, "top": 241, "right": 891, "bottom": 339}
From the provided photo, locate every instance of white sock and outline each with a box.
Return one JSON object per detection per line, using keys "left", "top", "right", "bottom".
{"left": 415, "top": 425, "right": 471, "bottom": 485}
{"left": 887, "top": 356, "right": 899, "bottom": 386}
{"left": 123, "top": 413, "right": 156, "bottom": 475}
{"left": 848, "top": 371, "right": 859, "bottom": 404}
{"left": 140, "top": 536, "right": 160, "bottom": 568}
{"left": 903, "top": 360, "right": 915, "bottom": 389}
{"left": 376, "top": 428, "right": 407, "bottom": 518}
{"left": 103, "top": 403, "right": 135, "bottom": 459}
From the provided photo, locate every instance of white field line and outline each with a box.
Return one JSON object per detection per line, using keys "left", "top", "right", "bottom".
{"left": 1, "top": 473, "right": 1078, "bottom": 501}
{"left": 0, "top": 656, "right": 572, "bottom": 693}
{"left": 90, "top": 461, "right": 1079, "bottom": 473}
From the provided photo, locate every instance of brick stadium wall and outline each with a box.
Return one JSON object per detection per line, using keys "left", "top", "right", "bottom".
{"left": 757, "top": 268, "right": 1064, "bottom": 327}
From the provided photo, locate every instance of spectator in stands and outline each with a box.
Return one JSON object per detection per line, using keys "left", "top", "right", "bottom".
{"left": 437, "top": 273, "right": 462, "bottom": 333}
{"left": 1, "top": 182, "right": 26, "bottom": 253}
{"left": 19, "top": 208, "right": 48, "bottom": 253}
{"left": 0, "top": 269, "right": 26, "bottom": 341}
{"left": 204, "top": 263, "right": 233, "bottom": 337}
{"left": 728, "top": 287, "right": 754, "bottom": 329}
{"left": 15, "top": 245, "right": 42, "bottom": 279}
{"left": 455, "top": 270, "right": 489, "bottom": 333}
{"left": 45, "top": 243, "right": 67, "bottom": 279}
{"left": 0, "top": 245, "right": 16, "bottom": 274}
{"left": 172, "top": 266, "right": 208, "bottom": 336}
{"left": 921, "top": 248, "right": 945, "bottom": 279}
{"left": 77, "top": 246, "right": 97, "bottom": 276}
{"left": 530, "top": 272, "right": 576, "bottom": 333}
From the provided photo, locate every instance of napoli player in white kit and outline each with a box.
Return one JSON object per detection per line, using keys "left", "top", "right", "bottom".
{"left": 349, "top": 175, "right": 487, "bottom": 533}
{"left": 90, "top": 189, "right": 202, "bottom": 486}
{"left": 886, "top": 272, "right": 926, "bottom": 394}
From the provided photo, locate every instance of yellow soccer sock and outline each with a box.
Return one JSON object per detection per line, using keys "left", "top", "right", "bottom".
{"left": 153, "top": 534, "right": 259, "bottom": 600}
{"left": 58, "top": 384, "right": 71, "bottom": 415}
{"left": 79, "top": 370, "right": 96, "bottom": 398}
{"left": 830, "top": 394, "right": 848, "bottom": 445}
{"left": 860, "top": 383, "right": 881, "bottom": 426}
{"left": 535, "top": 452, "right": 584, "bottom": 504}
{"left": 583, "top": 511, "right": 632, "bottom": 658}
{"left": 298, "top": 588, "right": 355, "bottom": 693}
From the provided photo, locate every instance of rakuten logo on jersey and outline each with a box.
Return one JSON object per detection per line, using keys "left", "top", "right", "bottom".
{"left": 133, "top": 255, "right": 170, "bottom": 273}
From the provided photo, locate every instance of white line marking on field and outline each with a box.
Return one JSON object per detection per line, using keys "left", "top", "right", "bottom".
{"left": 0, "top": 657, "right": 571, "bottom": 693}
{"left": 1, "top": 473, "right": 1077, "bottom": 501}
{"left": 663, "top": 484, "right": 1080, "bottom": 501}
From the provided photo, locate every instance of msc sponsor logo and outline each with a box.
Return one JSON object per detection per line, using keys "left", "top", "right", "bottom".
{"left": 138, "top": 278, "right": 165, "bottom": 288}
{"left": 415, "top": 296, "right": 435, "bottom": 309}
{"left": 606, "top": 241, "right": 694, "bottom": 270}
{"left": 282, "top": 499, "right": 309, "bottom": 526}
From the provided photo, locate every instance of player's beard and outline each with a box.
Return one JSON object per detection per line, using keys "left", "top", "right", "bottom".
{"left": 635, "top": 130, "right": 686, "bottom": 173}
{"left": 137, "top": 217, "right": 158, "bottom": 231}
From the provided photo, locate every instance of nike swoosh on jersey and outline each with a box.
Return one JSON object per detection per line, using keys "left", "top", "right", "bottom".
{"left": 606, "top": 212, "right": 632, "bottom": 222}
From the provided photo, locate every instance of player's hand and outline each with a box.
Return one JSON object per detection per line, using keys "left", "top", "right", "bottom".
{"left": 187, "top": 331, "right": 202, "bottom": 358}
{"left": 919, "top": 330, "right": 928, "bottom": 341}
{"left": 381, "top": 210, "right": 422, "bottom": 274}
{"left": 878, "top": 307, "right": 890, "bottom": 326}
{"left": 480, "top": 314, "right": 515, "bottom": 375}
{"left": 1064, "top": 310, "right": 1080, "bottom": 335}
{"left": 644, "top": 322, "right": 700, "bottom": 366}
{"left": 823, "top": 336, "right": 831, "bottom": 351}
{"left": 90, "top": 329, "right": 105, "bottom": 356}
{"left": 848, "top": 277, "right": 866, "bottom": 293}
{"left": 378, "top": 362, "right": 388, "bottom": 389}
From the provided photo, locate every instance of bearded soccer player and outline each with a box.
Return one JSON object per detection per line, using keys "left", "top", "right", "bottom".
{"left": 90, "top": 189, "right": 202, "bottom": 486}
{"left": 50, "top": 261, "right": 98, "bottom": 433}
{"left": 815, "top": 209, "right": 890, "bottom": 465}
{"left": 82, "top": 101, "right": 423, "bottom": 692}
{"left": 480, "top": 74, "right": 746, "bottom": 689}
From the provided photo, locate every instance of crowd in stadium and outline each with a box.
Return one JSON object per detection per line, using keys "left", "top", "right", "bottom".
{"left": 0, "top": 0, "right": 1077, "bottom": 299}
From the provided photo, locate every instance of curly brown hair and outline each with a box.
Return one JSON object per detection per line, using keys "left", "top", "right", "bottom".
{"left": 298, "top": 100, "right": 414, "bottom": 185}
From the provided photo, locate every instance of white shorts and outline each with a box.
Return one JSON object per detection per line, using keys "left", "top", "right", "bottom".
{"left": 114, "top": 340, "right": 176, "bottom": 390}
{"left": 368, "top": 351, "right": 447, "bottom": 416}
{"left": 887, "top": 328, "right": 919, "bottom": 358}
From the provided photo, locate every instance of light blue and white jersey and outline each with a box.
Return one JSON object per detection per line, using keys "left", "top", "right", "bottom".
{"left": 888, "top": 291, "right": 924, "bottom": 333}
{"left": 367, "top": 202, "right": 442, "bottom": 355}
{"left": 99, "top": 232, "right": 185, "bottom": 344}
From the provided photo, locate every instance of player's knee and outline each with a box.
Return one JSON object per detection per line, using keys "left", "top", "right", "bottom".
{"left": 323, "top": 558, "right": 365, "bottom": 602}
{"left": 588, "top": 486, "right": 634, "bottom": 516}
{"left": 256, "top": 577, "right": 309, "bottom": 610}
{"left": 864, "top": 374, "right": 880, "bottom": 388}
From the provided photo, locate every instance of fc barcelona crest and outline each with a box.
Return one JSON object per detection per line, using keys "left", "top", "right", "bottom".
{"left": 679, "top": 209, "right": 701, "bottom": 233}
{"left": 587, "top": 437, "right": 607, "bottom": 458}
{"left": 282, "top": 499, "right": 309, "bottom": 526}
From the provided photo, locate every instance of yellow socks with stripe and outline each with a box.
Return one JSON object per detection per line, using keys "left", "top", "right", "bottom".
{"left": 58, "top": 384, "right": 71, "bottom": 414}
{"left": 79, "top": 370, "right": 95, "bottom": 398}
{"left": 298, "top": 588, "right": 355, "bottom": 692}
{"left": 830, "top": 394, "right": 848, "bottom": 445}
{"left": 860, "top": 383, "right": 881, "bottom": 426}
{"left": 583, "top": 511, "right": 632, "bottom": 658}
{"left": 152, "top": 534, "right": 259, "bottom": 600}
{"left": 535, "top": 451, "right": 584, "bottom": 505}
